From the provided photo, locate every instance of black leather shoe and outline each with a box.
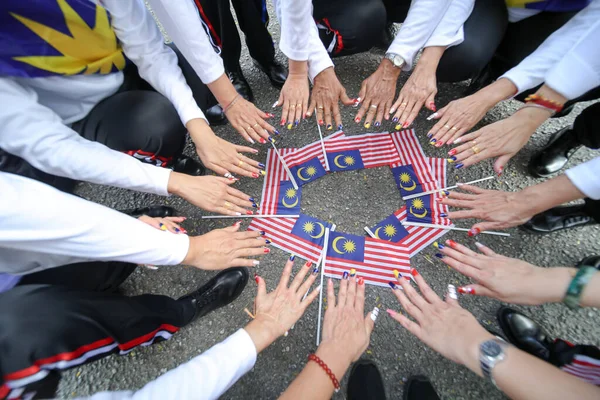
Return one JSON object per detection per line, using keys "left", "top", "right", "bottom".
{"left": 253, "top": 59, "right": 288, "bottom": 89}
{"left": 121, "top": 205, "right": 175, "bottom": 218}
{"left": 520, "top": 204, "right": 596, "bottom": 234}
{"left": 403, "top": 375, "right": 440, "bottom": 400}
{"left": 528, "top": 127, "right": 582, "bottom": 178}
{"left": 497, "top": 306, "right": 552, "bottom": 361}
{"left": 228, "top": 70, "right": 254, "bottom": 102}
{"left": 178, "top": 267, "right": 249, "bottom": 323}
{"left": 205, "top": 103, "right": 226, "bottom": 126}
{"left": 577, "top": 255, "right": 600, "bottom": 269}
{"left": 347, "top": 359, "right": 386, "bottom": 400}
{"left": 173, "top": 155, "right": 206, "bottom": 176}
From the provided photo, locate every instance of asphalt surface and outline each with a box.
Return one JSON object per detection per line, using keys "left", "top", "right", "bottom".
{"left": 58, "top": 4, "right": 600, "bottom": 400}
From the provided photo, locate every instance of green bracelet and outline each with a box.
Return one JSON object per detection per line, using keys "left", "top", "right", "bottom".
{"left": 563, "top": 266, "right": 597, "bottom": 310}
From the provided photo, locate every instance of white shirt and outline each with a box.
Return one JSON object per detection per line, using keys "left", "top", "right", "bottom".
{"left": 0, "top": 172, "right": 189, "bottom": 276}
{"left": 566, "top": 157, "right": 600, "bottom": 200}
{"left": 501, "top": 0, "right": 600, "bottom": 100}
{"left": 0, "top": 0, "right": 206, "bottom": 196}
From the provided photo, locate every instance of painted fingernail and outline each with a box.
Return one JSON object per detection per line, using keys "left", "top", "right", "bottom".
{"left": 392, "top": 117, "right": 399, "bottom": 123}
{"left": 497, "top": 166, "right": 504, "bottom": 176}
{"left": 259, "top": 138, "right": 267, "bottom": 144}
{"left": 410, "top": 268, "right": 419, "bottom": 277}
{"left": 312, "top": 267, "right": 320, "bottom": 275}
{"left": 159, "top": 223, "right": 167, "bottom": 231}
{"left": 393, "top": 269, "right": 399, "bottom": 278}
{"left": 264, "top": 248, "right": 270, "bottom": 254}
{"left": 455, "top": 163, "right": 464, "bottom": 169}
{"left": 458, "top": 287, "right": 475, "bottom": 295}
{"left": 274, "top": 130, "right": 280, "bottom": 136}
{"left": 358, "top": 277, "right": 364, "bottom": 285}
{"left": 436, "top": 141, "right": 444, "bottom": 147}
{"left": 447, "top": 158, "right": 455, "bottom": 163}
{"left": 268, "top": 136, "right": 276, "bottom": 144}
{"left": 440, "top": 212, "right": 448, "bottom": 218}
{"left": 235, "top": 212, "right": 242, "bottom": 216}
{"left": 355, "top": 117, "right": 361, "bottom": 123}
{"left": 430, "top": 103, "right": 437, "bottom": 112}
{"left": 246, "top": 210, "right": 253, "bottom": 215}
{"left": 280, "top": 119, "right": 286, "bottom": 126}
{"left": 248, "top": 137, "right": 255, "bottom": 144}
{"left": 402, "top": 121, "right": 409, "bottom": 128}
{"left": 265, "top": 239, "right": 272, "bottom": 244}
{"left": 327, "top": 124, "right": 332, "bottom": 130}
{"left": 386, "top": 309, "right": 396, "bottom": 316}
{"left": 253, "top": 260, "right": 260, "bottom": 266}
{"left": 427, "top": 133, "right": 433, "bottom": 138}
{"left": 267, "top": 113, "right": 275, "bottom": 118}
{"left": 289, "top": 254, "right": 295, "bottom": 261}
{"left": 426, "top": 112, "right": 438, "bottom": 121}
{"left": 370, "top": 307, "right": 379, "bottom": 321}
{"left": 175, "top": 227, "right": 181, "bottom": 233}
{"left": 249, "top": 197, "right": 256, "bottom": 202}
{"left": 305, "top": 112, "right": 310, "bottom": 118}
{"left": 395, "top": 124, "right": 402, "bottom": 130}
{"left": 375, "top": 121, "right": 381, "bottom": 127}
{"left": 295, "top": 120, "right": 299, "bottom": 127}
{"left": 448, "top": 149, "right": 457, "bottom": 156}
{"left": 343, "top": 271, "right": 349, "bottom": 280}
{"left": 260, "top": 170, "right": 266, "bottom": 176}
{"left": 441, "top": 190, "right": 450, "bottom": 196}
{"left": 435, "top": 253, "right": 444, "bottom": 259}
{"left": 234, "top": 220, "right": 242, "bottom": 226}
{"left": 259, "top": 230, "right": 266, "bottom": 236}
{"left": 350, "top": 268, "right": 356, "bottom": 277}
{"left": 338, "top": 124, "right": 343, "bottom": 130}
{"left": 272, "top": 101, "right": 279, "bottom": 108}
{"left": 454, "top": 137, "right": 463, "bottom": 144}
{"left": 318, "top": 119, "right": 324, "bottom": 125}
{"left": 258, "top": 162, "right": 266, "bottom": 170}
{"left": 254, "top": 273, "right": 260, "bottom": 283}
{"left": 353, "top": 97, "right": 361, "bottom": 107}
{"left": 468, "top": 227, "right": 481, "bottom": 237}
{"left": 388, "top": 281, "right": 397, "bottom": 290}
{"left": 364, "top": 122, "right": 371, "bottom": 129}
{"left": 305, "top": 261, "right": 313, "bottom": 268}
{"left": 448, "top": 284, "right": 458, "bottom": 300}
{"left": 430, "top": 139, "right": 437, "bottom": 145}
{"left": 446, "top": 239, "right": 457, "bottom": 248}
{"left": 475, "top": 242, "right": 485, "bottom": 248}
{"left": 433, "top": 241, "right": 445, "bottom": 249}
{"left": 449, "top": 156, "right": 457, "bottom": 162}
{"left": 252, "top": 172, "right": 259, "bottom": 178}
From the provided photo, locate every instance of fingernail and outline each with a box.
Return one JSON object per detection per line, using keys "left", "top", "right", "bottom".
{"left": 175, "top": 227, "right": 181, "bottom": 233}
{"left": 289, "top": 254, "right": 295, "bottom": 261}
{"left": 254, "top": 273, "right": 260, "bottom": 283}
{"left": 364, "top": 122, "right": 371, "bottom": 129}
{"left": 260, "top": 170, "right": 266, "bottom": 176}
{"left": 435, "top": 253, "right": 444, "bottom": 259}
{"left": 458, "top": 286, "right": 475, "bottom": 295}
{"left": 433, "top": 241, "right": 445, "bottom": 249}
{"left": 246, "top": 210, "right": 253, "bottom": 215}
{"left": 253, "top": 260, "right": 260, "bottom": 266}
{"left": 259, "top": 138, "right": 266, "bottom": 144}
{"left": 393, "top": 269, "right": 399, "bottom": 278}
{"left": 392, "top": 117, "right": 399, "bottom": 123}
{"left": 305, "top": 261, "right": 313, "bottom": 268}
{"left": 358, "top": 277, "right": 364, "bottom": 285}
{"left": 370, "top": 307, "right": 379, "bottom": 321}
{"left": 252, "top": 172, "right": 259, "bottom": 178}
{"left": 318, "top": 119, "right": 324, "bottom": 125}
{"left": 272, "top": 101, "right": 279, "bottom": 108}
{"left": 338, "top": 124, "right": 343, "bottom": 130}
{"left": 280, "top": 119, "right": 286, "bottom": 126}
{"left": 355, "top": 117, "right": 361, "bottom": 123}
{"left": 448, "top": 149, "right": 457, "bottom": 156}
{"left": 475, "top": 242, "right": 485, "bottom": 248}
{"left": 468, "top": 227, "right": 481, "bottom": 237}
{"left": 267, "top": 113, "right": 275, "bottom": 118}
{"left": 430, "top": 103, "right": 437, "bottom": 112}
{"left": 249, "top": 197, "right": 256, "bottom": 202}
{"left": 159, "top": 223, "right": 167, "bottom": 231}
{"left": 455, "top": 163, "right": 464, "bottom": 169}
{"left": 263, "top": 248, "right": 270, "bottom": 254}
{"left": 182, "top": 229, "right": 188, "bottom": 234}
{"left": 235, "top": 212, "right": 242, "bottom": 215}
{"left": 395, "top": 124, "right": 402, "bottom": 130}
{"left": 258, "top": 163, "right": 266, "bottom": 170}
{"left": 441, "top": 190, "right": 450, "bottom": 197}
{"left": 374, "top": 121, "right": 381, "bottom": 127}
{"left": 440, "top": 212, "right": 448, "bottom": 218}
{"left": 265, "top": 239, "right": 272, "bottom": 244}
{"left": 386, "top": 309, "right": 396, "bottom": 316}
{"left": 353, "top": 97, "right": 361, "bottom": 107}
{"left": 402, "top": 121, "right": 409, "bottom": 128}
{"left": 454, "top": 137, "right": 463, "bottom": 144}
{"left": 248, "top": 137, "right": 255, "bottom": 144}
{"left": 430, "top": 139, "right": 437, "bottom": 145}
{"left": 447, "top": 158, "right": 455, "bottom": 163}
{"left": 312, "top": 267, "right": 320, "bottom": 275}
{"left": 268, "top": 136, "right": 275, "bottom": 144}
{"left": 389, "top": 108, "right": 396, "bottom": 114}
{"left": 410, "top": 268, "right": 419, "bottom": 277}
{"left": 448, "top": 284, "right": 458, "bottom": 300}
{"left": 436, "top": 142, "right": 444, "bottom": 147}
{"left": 497, "top": 166, "right": 504, "bottom": 176}
{"left": 234, "top": 220, "right": 242, "bottom": 226}
{"left": 327, "top": 124, "right": 332, "bottom": 130}
{"left": 274, "top": 130, "right": 280, "bottom": 136}
{"left": 343, "top": 271, "right": 349, "bottom": 280}
{"left": 388, "top": 281, "right": 397, "bottom": 290}
{"left": 295, "top": 120, "right": 299, "bottom": 127}
{"left": 305, "top": 112, "right": 310, "bottom": 118}
{"left": 427, "top": 133, "right": 433, "bottom": 138}
{"left": 446, "top": 239, "right": 457, "bottom": 248}
{"left": 449, "top": 156, "right": 457, "bottom": 161}
{"left": 350, "top": 268, "right": 356, "bottom": 277}
{"left": 259, "top": 230, "right": 265, "bottom": 236}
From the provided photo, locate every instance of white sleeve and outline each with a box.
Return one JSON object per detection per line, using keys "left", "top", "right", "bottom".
{"left": 0, "top": 172, "right": 189, "bottom": 272}
{"left": 83, "top": 329, "right": 257, "bottom": 400}
{"left": 0, "top": 78, "right": 171, "bottom": 195}
{"left": 278, "top": 0, "right": 313, "bottom": 61}
{"left": 386, "top": 0, "right": 453, "bottom": 70}
{"left": 423, "top": 0, "right": 475, "bottom": 49}
{"left": 500, "top": 0, "right": 600, "bottom": 99}
{"left": 565, "top": 157, "right": 600, "bottom": 200}
{"left": 102, "top": 0, "right": 206, "bottom": 125}
{"left": 145, "top": 0, "right": 226, "bottom": 85}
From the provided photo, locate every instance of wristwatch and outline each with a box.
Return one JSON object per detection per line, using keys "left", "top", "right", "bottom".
{"left": 384, "top": 53, "right": 405, "bottom": 69}
{"left": 479, "top": 338, "right": 508, "bottom": 387}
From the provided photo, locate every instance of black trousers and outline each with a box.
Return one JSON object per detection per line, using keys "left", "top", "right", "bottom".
{"left": 194, "top": 0, "right": 275, "bottom": 73}
{"left": 0, "top": 262, "right": 195, "bottom": 400}
{"left": 0, "top": 44, "right": 210, "bottom": 193}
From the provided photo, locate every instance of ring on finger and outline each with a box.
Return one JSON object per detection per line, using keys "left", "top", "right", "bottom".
{"left": 296, "top": 103, "right": 302, "bottom": 107}
{"left": 238, "top": 160, "right": 245, "bottom": 167}
{"left": 370, "top": 104, "right": 378, "bottom": 109}
{"left": 451, "top": 126, "right": 458, "bottom": 130}
{"left": 400, "top": 102, "right": 407, "bottom": 107}
{"left": 246, "top": 126, "right": 252, "bottom": 131}
{"left": 252, "top": 123, "right": 259, "bottom": 128}
{"left": 290, "top": 104, "right": 296, "bottom": 109}
{"left": 444, "top": 124, "right": 451, "bottom": 129}
{"left": 317, "top": 105, "right": 324, "bottom": 110}
{"left": 224, "top": 201, "right": 233, "bottom": 209}
{"left": 471, "top": 145, "right": 481, "bottom": 154}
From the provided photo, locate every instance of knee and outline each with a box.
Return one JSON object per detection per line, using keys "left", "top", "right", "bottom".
{"left": 333, "top": 0, "right": 387, "bottom": 54}
{"left": 437, "top": 39, "right": 494, "bottom": 82}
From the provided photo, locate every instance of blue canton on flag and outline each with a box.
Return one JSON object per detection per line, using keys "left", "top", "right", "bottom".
{"left": 326, "top": 149, "right": 365, "bottom": 172}
{"left": 391, "top": 164, "right": 427, "bottom": 197}
{"left": 274, "top": 181, "right": 301, "bottom": 214}
{"left": 369, "top": 214, "right": 409, "bottom": 243}
{"left": 289, "top": 156, "right": 327, "bottom": 187}
{"left": 326, "top": 231, "right": 366, "bottom": 262}
{"left": 290, "top": 214, "right": 333, "bottom": 248}
{"left": 406, "top": 195, "right": 434, "bottom": 224}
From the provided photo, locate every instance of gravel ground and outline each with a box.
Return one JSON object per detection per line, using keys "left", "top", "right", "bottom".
{"left": 58, "top": 4, "right": 599, "bottom": 399}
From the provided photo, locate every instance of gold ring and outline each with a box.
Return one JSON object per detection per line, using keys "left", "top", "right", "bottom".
{"left": 472, "top": 140, "right": 477, "bottom": 145}
{"left": 224, "top": 201, "right": 232, "bottom": 208}
{"left": 451, "top": 126, "right": 458, "bottom": 130}
{"left": 401, "top": 102, "right": 407, "bottom": 106}
{"left": 444, "top": 124, "right": 451, "bottom": 129}
{"left": 238, "top": 160, "right": 244, "bottom": 167}
{"left": 370, "top": 104, "right": 378, "bottom": 109}
{"left": 296, "top": 103, "right": 302, "bottom": 107}
{"left": 253, "top": 123, "right": 259, "bottom": 128}
{"left": 290, "top": 104, "right": 296, "bottom": 109}
{"left": 472, "top": 145, "right": 481, "bottom": 154}
{"left": 317, "top": 106, "right": 324, "bottom": 110}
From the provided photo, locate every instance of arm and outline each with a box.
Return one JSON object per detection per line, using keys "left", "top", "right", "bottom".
{"left": 423, "top": 0, "right": 475, "bottom": 50}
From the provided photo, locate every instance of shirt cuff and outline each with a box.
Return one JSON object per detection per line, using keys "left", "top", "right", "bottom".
{"left": 545, "top": 54, "right": 600, "bottom": 100}
{"left": 280, "top": 43, "right": 309, "bottom": 62}
{"left": 179, "top": 100, "right": 208, "bottom": 126}
{"left": 147, "top": 166, "right": 174, "bottom": 196}
{"left": 308, "top": 58, "right": 334, "bottom": 82}
{"left": 565, "top": 158, "right": 600, "bottom": 200}
{"left": 499, "top": 69, "right": 541, "bottom": 97}
{"left": 161, "top": 231, "right": 190, "bottom": 265}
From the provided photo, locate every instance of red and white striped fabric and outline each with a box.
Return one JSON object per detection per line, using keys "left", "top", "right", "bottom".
{"left": 561, "top": 355, "right": 600, "bottom": 385}
{"left": 323, "top": 238, "right": 411, "bottom": 287}
{"left": 391, "top": 129, "right": 437, "bottom": 182}
{"left": 325, "top": 132, "right": 402, "bottom": 168}
{"left": 282, "top": 130, "right": 345, "bottom": 169}
{"left": 259, "top": 147, "right": 295, "bottom": 215}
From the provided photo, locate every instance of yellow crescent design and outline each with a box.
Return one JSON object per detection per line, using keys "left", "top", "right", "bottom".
{"left": 333, "top": 155, "right": 348, "bottom": 169}
{"left": 410, "top": 207, "right": 428, "bottom": 218}
{"left": 332, "top": 236, "right": 346, "bottom": 254}
{"left": 374, "top": 227, "right": 382, "bottom": 239}
{"left": 309, "top": 222, "right": 325, "bottom": 239}
{"left": 297, "top": 167, "right": 311, "bottom": 181}
{"left": 400, "top": 180, "right": 417, "bottom": 191}
{"left": 281, "top": 195, "right": 298, "bottom": 208}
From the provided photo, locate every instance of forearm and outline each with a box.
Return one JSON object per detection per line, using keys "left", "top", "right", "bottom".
{"left": 207, "top": 73, "right": 240, "bottom": 108}
{"left": 288, "top": 59, "right": 308, "bottom": 77}
{"left": 518, "top": 175, "right": 585, "bottom": 216}
{"left": 415, "top": 46, "right": 445, "bottom": 73}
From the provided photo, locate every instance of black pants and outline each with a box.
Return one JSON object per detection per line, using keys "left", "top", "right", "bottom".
{"left": 194, "top": 0, "right": 274, "bottom": 73}
{"left": 0, "top": 44, "right": 210, "bottom": 193}
{"left": 0, "top": 262, "right": 195, "bottom": 399}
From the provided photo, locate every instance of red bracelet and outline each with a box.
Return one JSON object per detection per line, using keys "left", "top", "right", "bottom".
{"left": 308, "top": 354, "right": 340, "bottom": 392}
{"left": 524, "top": 94, "right": 564, "bottom": 114}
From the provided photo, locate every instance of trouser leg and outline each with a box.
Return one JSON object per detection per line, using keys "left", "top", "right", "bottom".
{"left": 0, "top": 284, "right": 194, "bottom": 399}
{"left": 582, "top": 198, "right": 600, "bottom": 224}
{"left": 550, "top": 339, "right": 600, "bottom": 385}
{"left": 571, "top": 102, "right": 600, "bottom": 150}
{"left": 231, "top": 0, "right": 275, "bottom": 66}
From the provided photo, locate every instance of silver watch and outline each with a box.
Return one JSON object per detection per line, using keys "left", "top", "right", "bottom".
{"left": 384, "top": 52, "right": 405, "bottom": 69}
{"left": 479, "top": 338, "right": 508, "bottom": 387}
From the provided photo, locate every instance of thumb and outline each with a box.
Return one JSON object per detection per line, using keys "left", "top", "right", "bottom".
{"left": 431, "top": 104, "right": 447, "bottom": 119}
{"left": 425, "top": 92, "right": 437, "bottom": 112}
{"left": 274, "top": 92, "right": 283, "bottom": 108}
{"left": 255, "top": 273, "right": 267, "bottom": 299}
{"left": 340, "top": 89, "right": 354, "bottom": 106}
{"left": 306, "top": 96, "right": 316, "bottom": 117}
{"left": 493, "top": 155, "right": 511, "bottom": 176}
{"left": 222, "top": 221, "right": 242, "bottom": 233}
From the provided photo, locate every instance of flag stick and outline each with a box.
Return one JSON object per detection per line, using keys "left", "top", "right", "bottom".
{"left": 364, "top": 226, "right": 376, "bottom": 238}
{"left": 402, "top": 222, "right": 511, "bottom": 237}
{"left": 201, "top": 214, "right": 300, "bottom": 219}
{"left": 315, "top": 109, "right": 331, "bottom": 171}
{"left": 270, "top": 141, "right": 299, "bottom": 190}
{"left": 316, "top": 227, "right": 330, "bottom": 346}
{"left": 402, "top": 176, "right": 495, "bottom": 201}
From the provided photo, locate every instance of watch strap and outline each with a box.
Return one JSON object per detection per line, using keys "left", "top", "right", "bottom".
{"left": 564, "top": 266, "right": 597, "bottom": 310}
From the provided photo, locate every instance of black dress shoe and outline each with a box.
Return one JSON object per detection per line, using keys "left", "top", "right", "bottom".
{"left": 577, "top": 255, "right": 600, "bottom": 269}
{"left": 228, "top": 70, "right": 254, "bottom": 102}
{"left": 178, "top": 267, "right": 249, "bottom": 323}
{"left": 528, "top": 127, "right": 582, "bottom": 178}
{"left": 497, "top": 306, "right": 552, "bottom": 361}
{"left": 403, "top": 375, "right": 440, "bottom": 400}
{"left": 347, "top": 359, "right": 386, "bottom": 400}
{"left": 520, "top": 204, "right": 596, "bottom": 234}
{"left": 173, "top": 155, "right": 206, "bottom": 177}
{"left": 121, "top": 205, "right": 175, "bottom": 218}
{"left": 253, "top": 59, "right": 288, "bottom": 89}
{"left": 205, "top": 103, "right": 226, "bottom": 126}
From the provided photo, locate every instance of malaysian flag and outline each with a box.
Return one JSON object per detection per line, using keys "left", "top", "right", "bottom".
{"left": 259, "top": 147, "right": 295, "bottom": 215}
{"left": 391, "top": 129, "right": 437, "bottom": 184}
{"left": 325, "top": 132, "right": 402, "bottom": 169}
{"left": 391, "top": 164, "right": 439, "bottom": 198}
{"left": 282, "top": 130, "right": 345, "bottom": 172}
{"left": 561, "top": 354, "right": 600, "bottom": 385}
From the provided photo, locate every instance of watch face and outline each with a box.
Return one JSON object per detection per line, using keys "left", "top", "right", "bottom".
{"left": 482, "top": 341, "right": 502, "bottom": 357}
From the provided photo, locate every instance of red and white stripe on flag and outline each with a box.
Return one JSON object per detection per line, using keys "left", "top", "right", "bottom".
{"left": 391, "top": 129, "right": 437, "bottom": 183}
{"left": 282, "top": 130, "right": 345, "bottom": 169}
{"left": 323, "top": 237, "right": 411, "bottom": 287}
{"left": 259, "top": 147, "right": 295, "bottom": 215}
{"left": 325, "top": 132, "right": 402, "bottom": 168}
{"left": 561, "top": 355, "right": 600, "bottom": 385}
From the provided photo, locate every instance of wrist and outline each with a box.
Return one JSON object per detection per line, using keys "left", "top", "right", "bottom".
{"left": 478, "top": 78, "right": 518, "bottom": 108}
{"left": 544, "top": 267, "right": 576, "bottom": 304}
{"left": 315, "top": 341, "right": 353, "bottom": 381}
{"left": 186, "top": 118, "right": 213, "bottom": 144}
{"left": 512, "top": 106, "right": 549, "bottom": 130}
{"left": 167, "top": 171, "right": 186, "bottom": 196}
{"left": 379, "top": 58, "right": 402, "bottom": 79}
{"left": 417, "top": 46, "right": 444, "bottom": 70}
{"left": 244, "top": 315, "right": 282, "bottom": 353}
{"left": 288, "top": 60, "right": 308, "bottom": 75}
{"left": 462, "top": 330, "right": 496, "bottom": 377}
{"left": 314, "top": 66, "right": 334, "bottom": 82}
{"left": 207, "top": 73, "right": 239, "bottom": 106}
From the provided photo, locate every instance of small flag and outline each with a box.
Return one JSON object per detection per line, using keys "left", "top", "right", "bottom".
{"left": 406, "top": 195, "right": 451, "bottom": 225}
{"left": 369, "top": 214, "right": 410, "bottom": 243}
{"left": 327, "top": 149, "right": 365, "bottom": 172}
{"left": 274, "top": 181, "right": 301, "bottom": 214}
{"left": 325, "top": 133, "right": 402, "bottom": 169}
{"left": 290, "top": 214, "right": 334, "bottom": 248}
{"left": 391, "top": 164, "right": 437, "bottom": 197}
{"left": 327, "top": 231, "right": 366, "bottom": 262}
{"left": 289, "top": 156, "right": 327, "bottom": 186}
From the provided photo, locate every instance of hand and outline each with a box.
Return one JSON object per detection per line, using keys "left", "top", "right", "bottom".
{"left": 387, "top": 269, "right": 493, "bottom": 368}
{"left": 275, "top": 60, "right": 309, "bottom": 130}
{"left": 247, "top": 258, "right": 322, "bottom": 352}
{"left": 183, "top": 222, "right": 268, "bottom": 269}
{"left": 225, "top": 96, "right": 277, "bottom": 144}
{"left": 138, "top": 215, "right": 187, "bottom": 234}
{"left": 319, "top": 274, "right": 376, "bottom": 364}
{"left": 443, "top": 185, "right": 536, "bottom": 232}
{"left": 448, "top": 107, "right": 550, "bottom": 174}
{"left": 306, "top": 67, "right": 355, "bottom": 130}
{"left": 355, "top": 59, "right": 400, "bottom": 129}
{"left": 168, "top": 174, "right": 256, "bottom": 216}
{"left": 436, "top": 240, "right": 573, "bottom": 305}
{"left": 390, "top": 62, "right": 437, "bottom": 130}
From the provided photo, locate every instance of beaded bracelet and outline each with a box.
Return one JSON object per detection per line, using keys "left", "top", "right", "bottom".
{"left": 524, "top": 94, "right": 564, "bottom": 115}
{"left": 222, "top": 93, "right": 241, "bottom": 114}
{"left": 308, "top": 354, "right": 340, "bottom": 392}
{"left": 563, "top": 266, "right": 597, "bottom": 310}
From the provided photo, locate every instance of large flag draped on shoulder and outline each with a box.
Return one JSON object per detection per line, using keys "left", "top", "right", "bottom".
{"left": 325, "top": 132, "right": 401, "bottom": 170}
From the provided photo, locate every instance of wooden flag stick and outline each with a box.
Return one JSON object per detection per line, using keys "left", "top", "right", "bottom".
{"left": 402, "top": 175, "right": 495, "bottom": 201}
{"left": 315, "top": 109, "right": 331, "bottom": 171}
{"left": 402, "top": 221, "right": 511, "bottom": 237}
{"left": 201, "top": 214, "right": 299, "bottom": 219}
{"left": 316, "top": 227, "right": 330, "bottom": 347}
{"left": 270, "top": 140, "right": 299, "bottom": 190}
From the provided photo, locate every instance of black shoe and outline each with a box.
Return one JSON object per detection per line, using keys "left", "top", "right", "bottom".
{"left": 253, "top": 59, "right": 288, "bottom": 89}
{"left": 497, "top": 306, "right": 552, "bottom": 361}
{"left": 528, "top": 127, "right": 582, "bottom": 178}
{"left": 577, "top": 255, "right": 600, "bottom": 269}
{"left": 178, "top": 267, "right": 249, "bottom": 322}
{"left": 121, "top": 205, "right": 175, "bottom": 218}
{"left": 228, "top": 70, "right": 254, "bottom": 102}
{"left": 347, "top": 359, "right": 386, "bottom": 400}
{"left": 173, "top": 155, "right": 206, "bottom": 176}
{"left": 520, "top": 205, "right": 595, "bottom": 234}
{"left": 205, "top": 103, "right": 227, "bottom": 125}
{"left": 403, "top": 375, "right": 440, "bottom": 400}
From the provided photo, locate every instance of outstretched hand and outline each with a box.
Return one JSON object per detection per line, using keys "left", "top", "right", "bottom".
{"left": 306, "top": 67, "right": 355, "bottom": 130}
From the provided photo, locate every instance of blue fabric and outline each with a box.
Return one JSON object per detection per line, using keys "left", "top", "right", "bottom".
{"left": 289, "top": 157, "right": 327, "bottom": 186}
{"left": 274, "top": 180, "right": 301, "bottom": 214}
{"left": 0, "top": 274, "right": 21, "bottom": 293}
{"left": 290, "top": 214, "right": 333, "bottom": 248}
{"left": 369, "top": 214, "right": 410, "bottom": 243}
{"left": 326, "top": 150, "right": 365, "bottom": 172}
{"left": 326, "top": 231, "right": 366, "bottom": 262}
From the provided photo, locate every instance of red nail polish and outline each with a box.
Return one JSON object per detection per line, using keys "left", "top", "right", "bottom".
{"left": 246, "top": 210, "right": 253, "bottom": 215}
{"left": 318, "top": 119, "right": 324, "bottom": 125}
{"left": 280, "top": 119, "right": 286, "bottom": 126}
{"left": 252, "top": 172, "right": 259, "bottom": 178}
{"left": 233, "top": 220, "right": 242, "bottom": 226}
{"left": 446, "top": 239, "right": 457, "bottom": 248}
{"left": 430, "top": 102, "right": 437, "bottom": 112}
{"left": 264, "top": 248, "right": 270, "bottom": 254}
{"left": 267, "top": 113, "right": 274, "bottom": 118}
{"left": 468, "top": 228, "right": 481, "bottom": 237}
{"left": 410, "top": 268, "right": 419, "bottom": 277}
{"left": 259, "top": 138, "right": 266, "bottom": 144}
{"left": 305, "top": 261, "right": 313, "bottom": 268}
{"left": 358, "top": 277, "right": 364, "bottom": 285}
{"left": 436, "top": 141, "right": 444, "bottom": 147}
{"left": 254, "top": 274, "right": 260, "bottom": 284}
{"left": 497, "top": 166, "right": 504, "bottom": 176}
{"left": 457, "top": 287, "right": 475, "bottom": 295}
{"left": 448, "top": 149, "right": 457, "bottom": 156}
{"left": 403, "top": 121, "right": 409, "bottom": 128}
{"left": 355, "top": 117, "right": 361, "bottom": 123}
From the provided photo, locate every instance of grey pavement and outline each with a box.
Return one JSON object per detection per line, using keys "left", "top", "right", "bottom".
{"left": 58, "top": 5, "right": 600, "bottom": 400}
